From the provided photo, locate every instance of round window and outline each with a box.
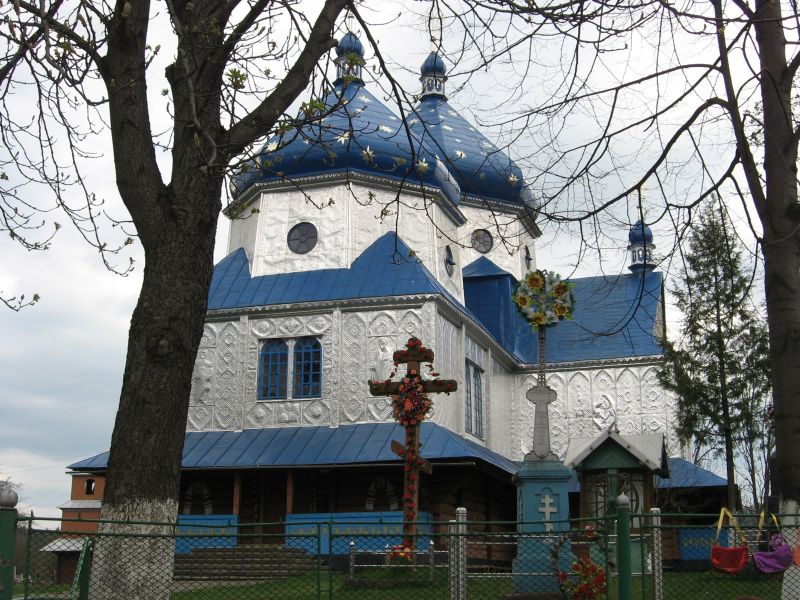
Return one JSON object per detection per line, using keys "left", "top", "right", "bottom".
{"left": 471, "top": 229, "right": 493, "bottom": 254}
{"left": 287, "top": 222, "right": 318, "bottom": 254}
{"left": 444, "top": 245, "right": 456, "bottom": 277}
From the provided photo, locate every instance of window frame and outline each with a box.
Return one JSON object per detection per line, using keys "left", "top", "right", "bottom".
{"left": 256, "top": 336, "right": 323, "bottom": 401}
{"left": 464, "top": 360, "right": 485, "bottom": 438}
{"left": 293, "top": 337, "right": 323, "bottom": 399}
{"left": 257, "top": 339, "right": 290, "bottom": 400}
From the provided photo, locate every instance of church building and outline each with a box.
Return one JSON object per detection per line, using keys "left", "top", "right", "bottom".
{"left": 66, "top": 30, "right": 678, "bottom": 533}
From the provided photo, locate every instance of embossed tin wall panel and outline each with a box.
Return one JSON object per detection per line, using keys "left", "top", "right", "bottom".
{"left": 188, "top": 313, "right": 339, "bottom": 432}
{"left": 459, "top": 205, "right": 533, "bottom": 280}
{"left": 489, "top": 357, "right": 515, "bottom": 458}
{"left": 187, "top": 310, "right": 678, "bottom": 462}
{"left": 433, "top": 313, "right": 462, "bottom": 433}
{"left": 465, "top": 336, "right": 485, "bottom": 369}
{"left": 513, "top": 363, "right": 679, "bottom": 460}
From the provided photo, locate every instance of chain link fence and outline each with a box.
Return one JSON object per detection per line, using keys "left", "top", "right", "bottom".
{"left": 9, "top": 512, "right": 800, "bottom": 599}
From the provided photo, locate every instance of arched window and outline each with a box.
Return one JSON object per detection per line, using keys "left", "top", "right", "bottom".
{"left": 84, "top": 479, "right": 95, "bottom": 495}
{"left": 258, "top": 339, "right": 289, "bottom": 400}
{"left": 293, "top": 337, "right": 322, "bottom": 398}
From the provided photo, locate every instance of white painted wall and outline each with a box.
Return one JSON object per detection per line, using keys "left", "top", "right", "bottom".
{"left": 235, "top": 182, "right": 465, "bottom": 303}
{"left": 188, "top": 307, "right": 678, "bottom": 464}
{"left": 516, "top": 365, "right": 680, "bottom": 461}
{"left": 458, "top": 205, "right": 537, "bottom": 279}
{"left": 487, "top": 356, "right": 517, "bottom": 458}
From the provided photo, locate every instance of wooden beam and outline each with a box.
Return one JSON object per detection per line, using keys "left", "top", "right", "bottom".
{"left": 232, "top": 472, "right": 241, "bottom": 517}
{"left": 286, "top": 470, "right": 294, "bottom": 515}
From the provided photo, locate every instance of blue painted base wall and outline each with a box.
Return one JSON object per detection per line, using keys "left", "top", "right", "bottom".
{"left": 285, "top": 512, "right": 433, "bottom": 555}
{"left": 175, "top": 515, "right": 238, "bottom": 555}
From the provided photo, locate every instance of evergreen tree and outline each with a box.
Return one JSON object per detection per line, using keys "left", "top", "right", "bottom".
{"left": 659, "top": 199, "right": 771, "bottom": 510}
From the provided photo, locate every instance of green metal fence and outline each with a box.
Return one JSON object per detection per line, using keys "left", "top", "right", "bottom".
{"left": 6, "top": 510, "right": 800, "bottom": 599}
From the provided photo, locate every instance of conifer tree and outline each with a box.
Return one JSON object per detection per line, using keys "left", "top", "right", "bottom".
{"left": 659, "top": 199, "right": 771, "bottom": 511}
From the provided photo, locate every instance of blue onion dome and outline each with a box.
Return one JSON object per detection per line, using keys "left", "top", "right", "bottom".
{"left": 336, "top": 32, "right": 365, "bottom": 59}
{"left": 229, "top": 81, "right": 459, "bottom": 207}
{"left": 421, "top": 51, "right": 446, "bottom": 78}
{"left": 409, "top": 94, "right": 529, "bottom": 207}
{"left": 628, "top": 220, "right": 654, "bottom": 245}
{"left": 334, "top": 31, "right": 366, "bottom": 85}
{"left": 419, "top": 50, "right": 447, "bottom": 101}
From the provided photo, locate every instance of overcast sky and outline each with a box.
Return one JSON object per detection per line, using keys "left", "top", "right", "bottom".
{"left": 0, "top": 1, "right": 753, "bottom": 519}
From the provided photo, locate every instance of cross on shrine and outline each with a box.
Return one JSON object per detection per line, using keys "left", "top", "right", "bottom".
{"left": 538, "top": 494, "right": 557, "bottom": 532}
{"left": 369, "top": 337, "right": 457, "bottom": 552}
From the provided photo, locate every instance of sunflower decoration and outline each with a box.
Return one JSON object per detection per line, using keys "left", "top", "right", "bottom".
{"left": 512, "top": 269, "right": 575, "bottom": 331}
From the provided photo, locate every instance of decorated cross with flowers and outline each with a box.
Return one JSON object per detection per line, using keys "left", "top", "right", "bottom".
{"left": 512, "top": 270, "right": 575, "bottom": 384}
{"left": 369, "top": 337, "right": 457, "bottom": 553}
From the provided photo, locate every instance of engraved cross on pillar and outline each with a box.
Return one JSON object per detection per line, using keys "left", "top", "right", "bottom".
{"left": 369, "top": 338, "right": 457, "bottom": 550}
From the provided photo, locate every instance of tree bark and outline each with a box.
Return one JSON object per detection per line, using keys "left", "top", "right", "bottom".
{"left": 85, "top": 2, "right": 346, "bottom": 596}
{"left": 752, "top": 0, "right": 800, "bottom": 507}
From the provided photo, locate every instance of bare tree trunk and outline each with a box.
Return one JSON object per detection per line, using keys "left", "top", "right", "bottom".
{"left": 752, "top": 0, "right": 800, "bottom": 508}
{"left": 90, "top": 175, "right": 221, "bottom": 598}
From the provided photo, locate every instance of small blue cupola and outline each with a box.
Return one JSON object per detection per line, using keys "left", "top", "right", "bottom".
{"left": 420, "top": 51, "right": 447, "bottom": 100}
{"left": 334, "top": 31, "right": 365, "bottom": 84}
{"left": 628, "top": 220, "right": 656, "bottom": 272}
{"left": 410, "top": 45, "right": 533, "bottom": 208}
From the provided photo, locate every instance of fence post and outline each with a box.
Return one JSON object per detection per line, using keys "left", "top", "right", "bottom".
{"left": 650, "top": 508, "right": 663, "bottom": 600}
{"left": 616, "top": 493, "right": 632, "bottom": 600}
{"left": 449, "top": 508, "right": 468, "bottom": 600}
{"left": 348, "top": 541, "right": 355, "bottom": 582}
{"left": 456, "top": 507, "right": 468, "bottom": 600}
{"left": 0, "top": 485, "right": 19, "bottom": 600}
{"left": 449, "top": 520, "right": 457, "bottom": 600}
{"left": 429, "top": 539, "right": 435, "bottom": 581}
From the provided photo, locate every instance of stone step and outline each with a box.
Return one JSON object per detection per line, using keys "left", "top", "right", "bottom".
{"left": 179, "top": 546, "right": 312, "bottom": 558}
{"left": 173, "top": 545, "right": 319, "bottom": 581}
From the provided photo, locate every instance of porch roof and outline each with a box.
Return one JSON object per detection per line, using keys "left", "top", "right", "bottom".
{"left": 69, "top": 422, "right": 521, "bottom": 476}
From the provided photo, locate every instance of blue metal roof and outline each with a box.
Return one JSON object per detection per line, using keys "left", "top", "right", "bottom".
{"left": 68, "top": 422, "right": 520, "bottom": 476}
{"left": 514, "top": 270, "right": 664, "bottom": 363}
{"left": 461, "top": 258, "right": 664, "bottom": 363}
{"left": 208, "top": 232, "right": 459, "bottom": 310}
{"left": 209, "top": 239, "right": 663, "bottom": 363}
{"left": 411, "top": 95, "right": 530, "bottom": 207}
{"left": 463, "top": 256, "right": 511, "bottom": 278}
{"left": 231, "top": 82, "right": 456, "bottom": 203}
{"left": 656, "top": 457, "right": 727, "bottom": 489}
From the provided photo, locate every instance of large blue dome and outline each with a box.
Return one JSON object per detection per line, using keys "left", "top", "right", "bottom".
{"left": 628, "top": 220, "right": 654, "bottom": 245}
{"left": 410, "top": 94, "right": 531, "bottom": 207}
{"left": 230, "top": 81, "right": 452, "bottom": 201}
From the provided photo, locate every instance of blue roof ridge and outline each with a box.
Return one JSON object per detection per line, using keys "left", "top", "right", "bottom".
{"left": 462, "top": 256, "right": 512, "bottom": 279}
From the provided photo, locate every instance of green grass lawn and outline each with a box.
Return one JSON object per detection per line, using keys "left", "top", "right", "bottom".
{"left": 12, "top": 582, "right": 70, "bottom": 599}
{"left": 168, "top": 568, "right": 785, "bottom": 600}
{"left": 14, "top": 568, "right": 786, "bottom": 599}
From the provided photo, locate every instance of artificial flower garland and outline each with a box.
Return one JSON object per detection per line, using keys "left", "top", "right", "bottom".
{"left": 512, "top": 269, "right": 575, "bottom": 331}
